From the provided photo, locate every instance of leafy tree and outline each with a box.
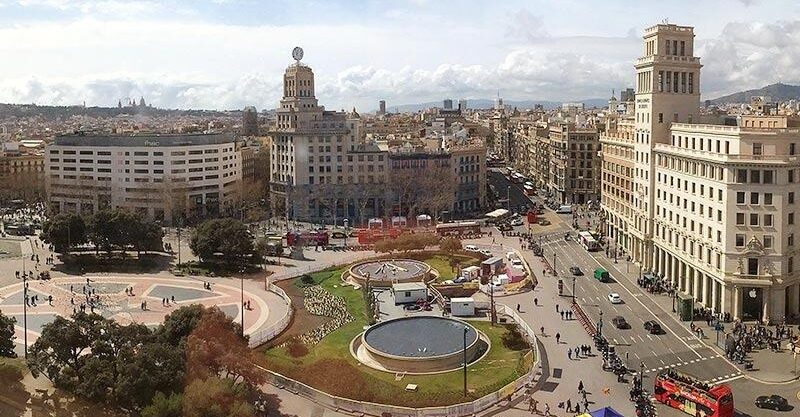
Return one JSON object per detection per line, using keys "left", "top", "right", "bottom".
{"left": 156, "top": 304, "right": 205, "bottom": 347}
{"left": 374, "top": 232, "right": 439, "bottom": 253}
{"left": 183, "top": 376, "right": 255, "bottom": 417}
{"left": 189, "top": 218, "right": 257, "bottom": 266}
{"left": 185, "top": 307, "right": 260, "bottom": 387}
{"left": 141, "top": 392, "right": 182, "bottom": 417}
{"left": 26, "top": 313, "right": 104, "bottom": 389}
{"left": 86, "top": 209, "right": 164, "bottom": 255}
{"left": 440, "top": 237, "right": 462, "bottom": 254}
{"left": 40, "top": 213, "right": 86, "bottom": 253}
{"left": 0, "top": 313, "right": 16, "bottom": 358}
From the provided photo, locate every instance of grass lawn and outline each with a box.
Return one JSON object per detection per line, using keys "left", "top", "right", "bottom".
{"left": 260, "top": 266, "right": 533, "bottom": 408}
{"left": 423, "top": 254, "right": 481, "bottom": 282}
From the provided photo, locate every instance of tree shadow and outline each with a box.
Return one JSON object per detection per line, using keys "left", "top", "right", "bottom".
{"left": 53, "top": 252, "right": 175, "bottom": 275}
{"left": 259, "top": 392, "right": 297, "bottom": 417}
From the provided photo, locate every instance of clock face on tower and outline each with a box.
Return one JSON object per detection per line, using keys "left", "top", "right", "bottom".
{"left": 292, "top": 46, "right": 304, "bottom": 62}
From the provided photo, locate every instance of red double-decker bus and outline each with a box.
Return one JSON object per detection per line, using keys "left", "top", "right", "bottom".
{"left": 654, "top": 370, "right": 734, "bottom": 417}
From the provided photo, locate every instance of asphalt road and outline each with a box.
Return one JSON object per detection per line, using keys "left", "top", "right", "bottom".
{"left": 510, "top": 210, "right": 799, "bottom": 417}
{"left": 487, "top": 169, "right": 533, "bottom": 213}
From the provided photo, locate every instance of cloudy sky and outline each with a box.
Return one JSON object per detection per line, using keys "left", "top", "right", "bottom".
{"left": 0, "top": 0, "right": 798, "bottom": 111}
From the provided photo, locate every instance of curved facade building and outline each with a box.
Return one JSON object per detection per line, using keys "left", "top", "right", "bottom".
{"left": 45, "top": 133, "right": 241, "bottom": 224}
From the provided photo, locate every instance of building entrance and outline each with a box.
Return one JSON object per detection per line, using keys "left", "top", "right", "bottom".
{"left": 742, "top": 287, "right": 763, "bottom": 321}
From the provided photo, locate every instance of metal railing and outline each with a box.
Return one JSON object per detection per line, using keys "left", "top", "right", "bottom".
{"left": 248, "top": 282, "right": 293, "bottom": 348}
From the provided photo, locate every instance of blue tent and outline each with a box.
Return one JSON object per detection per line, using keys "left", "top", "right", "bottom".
{"left": 589, "top": 407, "right": 625, "bottom": 417}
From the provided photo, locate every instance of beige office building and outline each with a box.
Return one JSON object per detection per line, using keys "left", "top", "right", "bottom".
{"left": 601, "top": 23, "right": 800, "bottom": 322}
{"left": 45, "top": 133, "right": 241, "bottom": 224}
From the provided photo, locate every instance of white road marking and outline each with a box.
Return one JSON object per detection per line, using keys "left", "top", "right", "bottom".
{"left": 586, "top": 252, "right": 704, "bottom": 358}
{"left": 709, "top": 374, "right": 744, "bottom": 385}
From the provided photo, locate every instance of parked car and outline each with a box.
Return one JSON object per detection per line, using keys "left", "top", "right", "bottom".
{"left": 569, "top": 266, "right": 583, "bottom": 276}
{"left": 480, "top": 249, "right": 493, "bottom": 257}
{"left": 464, "top": 244, "right": 479, "bottom": 252}
{"left": 453, "top": 276, "right": 470, "bottom": 284}
{"left": 607, "top": 293, "right": 622, "bottom": 304}
{"left": 643, "top": 320, "right": 663, "bottom": 334}
{"left": 510, "top": 218, "right": 523, "bottom": 226}
{"left": 754, "top": 395, "right": 788, "bottom": 411}
{"left": 511, "top": 258, "right": 524, "bottom": 267}
{"left": 611, "top": 316, "right": 629, "bottom": 329}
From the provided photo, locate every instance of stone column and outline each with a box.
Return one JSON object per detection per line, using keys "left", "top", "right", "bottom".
{"left": 790, "top": 284, "right": 800, "bottom": 316}
{"left": 711, "top": 278, "right": 719, "bottom": 313}
{"left": 701, "top": 273, "right": 709, "bottom": 306}
{"left": 693, "top": 268, "right": 702, "bottom": 301}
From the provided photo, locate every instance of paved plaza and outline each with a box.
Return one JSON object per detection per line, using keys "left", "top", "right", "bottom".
{"left": 0, "top": 275, "right": 271, "bottom": 346}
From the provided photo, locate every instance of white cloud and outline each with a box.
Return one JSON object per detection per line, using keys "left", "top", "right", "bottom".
{"left": 0, "top": 2, "right": 797, "bottom": 110}
{"left": 698, "top": 21, "right": 800, "bottom": 98}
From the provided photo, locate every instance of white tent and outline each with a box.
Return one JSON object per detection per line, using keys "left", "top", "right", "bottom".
{"left": 485, "top": 208, "right": 509, "bottom": 218}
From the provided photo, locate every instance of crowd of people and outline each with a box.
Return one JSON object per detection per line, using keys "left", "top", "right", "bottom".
{"left": 726, "top": 320, "right": 799, "bottom": 365}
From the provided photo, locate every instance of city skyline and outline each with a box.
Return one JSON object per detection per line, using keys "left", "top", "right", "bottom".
{"left": 0, "top": 0, "right": 799, "bottom": 111}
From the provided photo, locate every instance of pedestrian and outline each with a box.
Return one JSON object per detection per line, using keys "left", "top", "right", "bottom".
{"left": 543, "top": 403, "right": 550, "bottom": 417}
{"left": 529, "top": 397, "right": 538, "bottom": 414}
{"left": 534, "top": 298, "right": 538, "bottom": 306}
{"left": 556, "top": 332, "right": 561, "bottom": 344}
{"left": 578, "top": 380, "right": 584, "bottom": 393}
{"left": 560, "top": 311, "right": 565, "bottom": 320}
{"left": 566, "top": 399, "right": 572, "bottom": 413}
{"left": 567, "top": 348, "right": 572, "bottom": 359}
{"left": 540, "top": 326, "right": 545, "bottom": 335}
{"left": 517, "top": 303, "right": 521, "bottom": 312}
{"left": 556, "top": 304, "right": 559, "bottom": 313}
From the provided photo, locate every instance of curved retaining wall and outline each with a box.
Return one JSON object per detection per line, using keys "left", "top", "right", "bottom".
{"left": 248, "top": 282, "right": 293, "bottom": 348}
{"left": 255, "top": 303, "right": 539, "bottom": 417}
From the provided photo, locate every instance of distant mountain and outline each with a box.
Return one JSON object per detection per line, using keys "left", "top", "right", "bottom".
{"left": 384, "top": 98, "right": 608, "bottom": 113}
{"left": 710, "top": 83, "right": 800, "bottom": 104}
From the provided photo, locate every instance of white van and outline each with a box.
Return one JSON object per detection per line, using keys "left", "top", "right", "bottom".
{"left": 556, "top": 205, "right": 573, "bottom": 214}
{"left": 464, "top": 244, "right": 479, "bottom": 252}
{"left": 506, "top": 251, "right": 518, "bottom": 260}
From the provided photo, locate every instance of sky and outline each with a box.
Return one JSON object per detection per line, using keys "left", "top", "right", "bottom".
{"left": 0, "top": 0, "right": 799, "bottom": 111}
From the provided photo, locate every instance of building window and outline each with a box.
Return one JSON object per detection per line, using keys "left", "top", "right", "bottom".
{"left": 658, "top": 113, "right": 663, "bottom": 123}
{"left": 790, "top": 169, "right": 795, "bottom": 183}
{"left": 735, "top": 234, "right": 745, "bottom": 247}
{"left": 790, "top": 213, "right": 795, "bottom": 225}
{"left": 736, "top": 213, "right": 745, "bottom": 225}
{"left": 789, "top": 257, "right": 794, "bottom": 273}
{"left": 753, "top": 143, "right": 763, "bottom": 155}
{"left": 764, "top": 214, "right": 774, "bottom": 227}
{"left": 790, "top": 234, "right": 795, "bottom": 247}
{"left": 763, "top": 235, "right": 773, "bottom": 249}
{"left": 736, "top": 192, "right": 745, "bottom": 204}
{"left": 764, "top": 193, "right": 773, "bottom": 205}
{"left": 736, "top": 169, "right": 747, "bottom": 183}
{"left": 750, "top": 192, "right": 759, "bottom": 205}
{"left": 791, "top": 192, "right": 796, "bottom": 204}
{"left": 750, "top": 213, "right": 759, "bottom": 226}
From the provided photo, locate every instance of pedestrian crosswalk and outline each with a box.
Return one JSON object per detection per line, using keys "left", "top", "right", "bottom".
{"left": 635, "top": 354, "right": 722, "bottom": 375}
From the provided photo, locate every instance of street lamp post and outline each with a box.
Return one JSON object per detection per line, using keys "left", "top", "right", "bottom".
{"left": 598, "top": 309, "right": 604, "bottom": 338}
{"left": 552, "top": 252, "right": 557, "bottom": 276}
{"left": 463, "top": 326, "right": 469, "bottom": 396}
{"left": 22, "top": 269, "right": 28, "bottom": 359}
{"left": 240, "top": 268, "right": 245, "bottom": 338}
{"left": 572, "top": 276, "right": 577, "bottom": 303}
{"left": 506, "top": 186, "right": 511, "bottom": 211}
{"left": 639, "top": 361, "right": 645, "bottom": 388}
{"left": 672, "top": 290, "right": 677, "bottom": 313}
{"left": 489, "top": 276, "right": 496, "bottom": 326}
{"left": 343, "top": 218, "right": 349, "bottom": 248}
